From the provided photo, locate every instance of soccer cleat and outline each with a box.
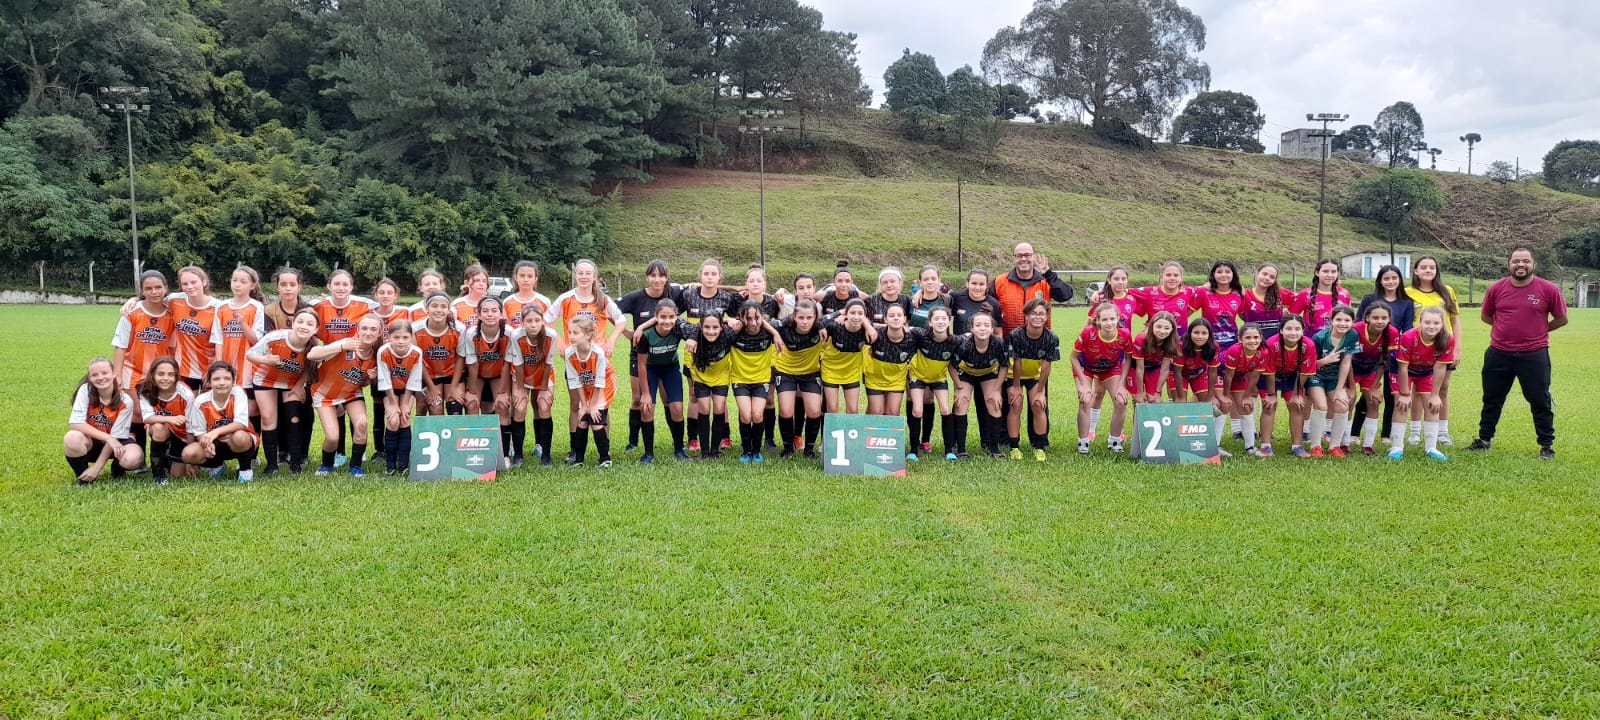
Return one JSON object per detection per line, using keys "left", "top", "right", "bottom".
{"left": 1008, "top": 447, "right": 1023, "bottom": 461}
{"left": 1540, "top": 447, "right": 1555, "bottom": 460}
{"left": 1216, "top": 448, "right": 1232, "bottom": 458}
{"left": 156, "top": 476, "right": 169, "bottom": 487}
{"left": 334, "top": 453, "right": 348, "bottom": 468}
{"left": 1108, "top": 437, "right": 1125, "bottom": 454}
{"left": 1466, "top": 439, "right": 1492, "bottom": 451}
{"left": 906, "top": 453, "right": 919, "bottom": 462}
{"left": 209, "top": 466, "right": 226, "bottom": 479}
{"left": 803, "top": 448, "right": 820, "bottom": 460}
{"left": 764, "top": 440, "right": 779, "bottom": 451}
{"left": 1329, "top": 447, "right": 1348, "bottom": 458}
{"left": 1259, "top": 445, "right": 1275, "bottom": 457}
{"left": 237, "top": 469, "right": 254, "bottom": 484}
{"left": 540, "top": 456, "right": 553, "bottom": 468}
{"left": 1308, "top": 446, "right": 1325, "bottom": 458}
{"left": 638, "top": 453, "right": 655, "bottom": 464}
{"left": 945, "top": 452, "right": 959, "bottom": 461}
{"left": 920, "top": 442, "right": 933, "bottom": 454}
{"left": 1232, "top": 431, "right": 1244, "bottom": 440}
{"left": 779, "top": 446, "right": 795, "bottom": 459}
{"left": 1388, "top": 449, "right": 1404, "bottom": 460}
{"left": 564, "top": 452, "right": 577, "bottom": 464}
{"left": 1291, "top": 446, "right": 1310, "bottom": 458}
{"left": 1438, "top": 432, "right": 1453, "bottom": 447}
{"left": 1425, "top": 450, "right": 1448, "bottom": 462}
{"left": 1408, "top": 432, "right": 1421, "bottom": 446}
{"left": 315, "top": 465, "right": 333, "bottom": 476}
{"left": 1361, "top": 446, "right": 1376, "bottom": 456}
{"left": 597, "top": 460, "right": 612, "bottom": 469}
{"left": 509, "top": 456, "right": 525, "bottom": 469}
{"left": 687, "top": 439, "right": 701, "bottom": 453}
{"left": 957, "top": 451, "right": 972, "bottom": 460}
{"left": 674, "top": 449, "right": 692, "bottom": 461}
{"left": 719, "top": 438, "right": 733, "bottom": 451}
{"left": 624, "top": 443, "right": 639, "bottom": 454}
{"left": 288, "top": 463, "right": 305, "bottom": 474}
{"left": 752, "top": 453, "right": 764, "bottom": 464}
{"left": 1247, "top": 447, "right": 1264, "bottom": 457}
{"left": 567, "top": 460, "right": 584, "bottom": 469}
{"left": 348, "top": 467, "right": 366, "bottom": 477}
{"left": 739, "top": 453, "right": 752, "bottom": 464}
{"left": 1034, "top": 448, "right": 1048, "bottom": 462}
{"left": 1077, "top": 440, "right": 1091, "bottom": 455}
{"left": 990, "top": 450, "right": 1007, "bottom": 459}
{"left": 259, "top": 465, "right": 279, "bottom": 477}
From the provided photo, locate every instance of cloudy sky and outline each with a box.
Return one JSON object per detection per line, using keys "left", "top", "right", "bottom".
{"left": 807, "top": 0, "right": 1599, "bottom": 173}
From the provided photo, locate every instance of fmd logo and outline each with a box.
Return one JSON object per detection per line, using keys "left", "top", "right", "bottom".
{"left": 457, "top": 437, "right": 492, "bottom": 450}
{"left": 1179, "top": 423, "right": 1208, "bottom": 436}
{"left": 865, "top": 436, "right": 898, "bottom": 449}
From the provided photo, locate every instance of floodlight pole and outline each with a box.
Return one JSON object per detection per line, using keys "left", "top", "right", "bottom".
{"left": 1307, "top": 113, "right": 1348, "bottom": 262}
{"left": 740, "top": 110, "right": 784, "bottom": 268}
{"left": 101, "top": 86, "right": 152, "bottom": 290}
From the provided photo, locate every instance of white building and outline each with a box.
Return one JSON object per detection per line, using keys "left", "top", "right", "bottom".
{"left": 1342, "top": 251, "right": 1411, "bottom": 280}
{"left": 1280, "top": 129, "right": 1329, "bottom": 160}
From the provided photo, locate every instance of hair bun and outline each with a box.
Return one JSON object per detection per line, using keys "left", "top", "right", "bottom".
{"left": 836, "top": 260, "right": 850, "bottom": 269}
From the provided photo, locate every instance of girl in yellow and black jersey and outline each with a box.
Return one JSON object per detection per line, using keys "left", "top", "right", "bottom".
{"left": 773, "top": 299, "right": 825, "bottom": 458}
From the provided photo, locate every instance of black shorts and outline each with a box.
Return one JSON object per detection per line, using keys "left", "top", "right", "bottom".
{"left": 187, "top": 438, "right": 259, "bottom": 468}
{"left": 431, "top": 376, "right": 455, "bottom": 387}
{"left": 1019, "top": 378, "right": 1039, "bottom": 393}
{"left": 693, "top": 382, "right": 728, "bottom": 400}
{"left": 732, "top": 382, "right": 770, "bottom": 400}
{"left": 907, "top": 379, "right": 948, "bottom": 391}
{"left": 821, "top": 380, "right": 860, "bottom": 390}
{"left": 83, "top": 437, "right": 138, "bottom": 461}
{"left": 577, "top": 408, "right": 611, "bottom": 428}
{"left": 475, "top": 378, "right": 501, "bottom": 404}
{"left": 775, "top": 372, "right": 822, "bottom": 395}
{"left": 865, "top": 387, "right": 903, "bottom": 397}
{"left": 957, "top": 372, "right": 998, "bottom": 388}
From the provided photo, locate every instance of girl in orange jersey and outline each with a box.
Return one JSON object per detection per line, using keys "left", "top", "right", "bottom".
{"left": 216, "top": 266, "right": 266, "bottom": 436}
{"left": 64, "top": 357, "right": 144, "bottom": 484}
{"left": 408, "top": 269, "right": 450, "bottom": 323}
{"left": 112, "top": 270, "right": 178, "bottom": 465}
{"left": 311, "top": 269, "right": 376, "bottom": 344}
{"left": 367, "top": 277, "right": 406, "bottom": 462}
{"left": 308, "top": 314, "right": 381, "bottom": 475}
{"left": 376, "top": 319, "right": 423, "bottom": 474}
{"left": 453, "top": 264, "right": 490, "bottom": 328}
{"left": 546, "top": 259, "right": 625, "bottom": 458}
{"left": 247, "top": 307, "right": 321, "bottom": 474}
{"left": 563, "top": 315, "right": 614, "bottom": 468}
{"left": 413, "top": 292, "right": 466, "bottom": 416}
{"left": 166, "top": 266, "right": 224, "bottom": 388}
{"left": 136, "top": 357, "right": 194, "bottom": 485}
{"left": 179, "top": 361, "right": 258, "bottom": 483}
{"left": 510, "top": 305, "right": 559, "bottom": 467}
{"left": 504, "top": 260, "right": 553, "bottom": 331}
{"left": 462, "top": 297, "right": 514, "bottom": 466}
{"left": 264, "top": 267, "right": 312, "bottom": 464}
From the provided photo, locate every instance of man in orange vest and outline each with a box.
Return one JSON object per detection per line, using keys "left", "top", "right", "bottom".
{"left": 992, "top": 242, "right": 1074, "bottom": 334}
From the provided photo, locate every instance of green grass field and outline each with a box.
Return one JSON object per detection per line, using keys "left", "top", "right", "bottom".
{"left": 3, "top": 305, "right": 1597, "bottom": 718}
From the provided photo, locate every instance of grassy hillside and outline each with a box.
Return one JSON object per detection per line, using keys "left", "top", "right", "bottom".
{"left": 604, "top": 110, "right": 1600, "bottom": 292}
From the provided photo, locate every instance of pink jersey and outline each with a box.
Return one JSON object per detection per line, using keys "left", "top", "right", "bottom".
{"left": 1132, "top": 286, "right": 1199, "bottom": 325}
{"left": 1172, "top": 350, "right": 1220, "bottom": 381}
{"left": 1240, "top": 287, "right": 1301, "bottom": 339}
{"left": 1074, "top": 326, "right": 1133, "bottom": 375}
{"left": 1196, "top": 289, "right": 1244, "bottom": 348}
{"left": 1350, "top": 321, "right": 1398, "bottom": 376}
{"left": 1130, "top": 332, "right": 1179, "bottom": 369}
{"left": 1396, "top": 328, "right": 1455, "bottom": 376}
{"left": 1087, "top": 292, "right": 1140, "bottom": 332}
{"left": 1298, "top": 287, "right": 1353, "bottom": 334}
{"left": 1221, "top": 343, "right": 1271, "bottom": 378}
{"left": 1265, "top": 335, "right": 1316, "bottom": 380}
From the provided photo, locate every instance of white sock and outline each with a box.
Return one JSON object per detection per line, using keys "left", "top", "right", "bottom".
{"left": 1330, "top": 414, "right": 1351, "bottom": 448}
{"left": 1441, "top": 419, "right": 1450, "bottom": 435}
{"left": 1409, "top": 419, "right": 1421, "bottom": 437}
{"left": 1307, "top": 413, "right": 1325, "bottom": 449}
{"left": 1390, "top": 423, "right": 1407, "bottom": 452}
{"left": 1089, "top": 408, "right": 1102, "bottom": 432}
{"left": 1361, "top": 418, "right": 1378, "bottom": 448}
{"left": 1215, "top": 419, "right": 1225, "bottom": 444}
{"left": 1424, "top": 421, "right": 1440, "bottom": 453}
{"left": 1242, "top": 416, "right": 1257, "bottom": 449}
{"left": 1231, "top": 417, "right": 1241, "bottom": 433}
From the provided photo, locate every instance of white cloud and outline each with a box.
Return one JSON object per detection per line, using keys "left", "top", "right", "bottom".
{"left": 809, "top": 0, "right": 1600, "bottom": 172}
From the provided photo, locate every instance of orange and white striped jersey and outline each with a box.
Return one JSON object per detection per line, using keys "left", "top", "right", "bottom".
{"left": 461, "top": 325, "right": 511, "bottom": 379}
{"left": 168, "top": 296, "right": 223, "bottom": 380}
{"left": 413, "top": 320, "right": 463, "bottom": 379}
{"left": 311, "top": 296, "right": 376, "bottom": 344}
{"left": 311, "top": 348, "right": 376, "bottom": 406}
{"left": 376, "top": 344, "right": 424, "bottom": 393}
{"left": 564, "top": 345, "right": 614, "bottom": 407}
{"left": 216, "top": 299, "right": 266, "bottom": 387}
{"left": 112, "top": 305, "right": 178, "bottom": 387}
{"left": 139, "top": 384, "right": 195, "bottom": 440}
{"left": 509, "top": 326, "right": 558, "bottom": 390}
{"left": 504, "top": 292, "right": 553, "bottom": 330}
{"left": 545, "top": 290, "right": 625, "bottom": 346}
{"left": 70, "top": 386, "right": 134, "bottom": 439}
{"left": 186, "top": 386, "right": 255, "bottom": 438}
{"left": 249, "top": 330, "right": 316, "bottom": 389}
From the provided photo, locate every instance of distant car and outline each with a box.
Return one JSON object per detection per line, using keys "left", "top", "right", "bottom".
{"left": 488, "top": 276, "right": 514, "bottom": 299}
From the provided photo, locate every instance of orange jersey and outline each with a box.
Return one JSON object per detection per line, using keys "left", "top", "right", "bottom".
{"left": 462, "top": 326, "right": 511, "bottom": 379}
{"left": 504, "top": 293, "right": 552, "bottom": 330}
{"left": 112, "top": 305, "right": 178, "bottom": 387}
{"left": 511, "top": 326, "right": 558, "bottom": 389}
{"left": 371, "top": 305, "right": 406, "bottom": 344}
{"left": 408, "top": 300, "right": 458, "bottom": 325}
{"left": 168, "top": 296, "right": 223, "bottom": 379}
{"left": 377, "top": 344, "right": 424, "bottom": 393}
{"left": 453, "top": 296, "right": 486, "bottom": 328}
{"left": 564, "top": 345, "right": 615, "bottom": 407}
{"left": 216, "top": 299, "right": 266, "bottom": 387}
{"left": 186, "top": 387, "right": 255, "bottom": 438}
{"left": 70, "top": 386, "right": 135, "bottom": 439}
{"left": 312, "top": 297, "right": 374, "bottom": 344}
{"left": 414, "top": 320, "right": 463, "bottom": 379}
{"left": 249, "top": 330, "right": 316, "bottom": 389}
{"left": 546, "top": 290, "right": 625, "bottom": 344}
{"left": 139, "top": 384, "right": 195, "bottom": 441}
{"left": 312, "top": 348, "right": 377, "bottom": 406}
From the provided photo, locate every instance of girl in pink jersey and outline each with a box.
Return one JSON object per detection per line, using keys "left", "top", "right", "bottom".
{"left": 1074, "top": 303, "right": 1133, "bottom": 454}
{"left": 1221, "top": 324, "right": 1269, "bottom": 454}
{"left": 1298, "top": 259, "right": 1352, "bottom": 335}
{"left": 1390, "top": 307, "right": 1454, "bottom": 461}
{"left": 1351, "top": 303, "right": 1399, "bottom": 455}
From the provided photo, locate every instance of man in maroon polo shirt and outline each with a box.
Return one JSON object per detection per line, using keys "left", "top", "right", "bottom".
{"left": 1468, "top": 248, "right": 1568, "bottom": 459}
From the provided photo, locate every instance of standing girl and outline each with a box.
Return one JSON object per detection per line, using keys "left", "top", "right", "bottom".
{"left": 954, "top": 312, "right": 1011, "bottom": 458}
{"left": 1351, "top": 303, "right": 1399, "bottom": 455}
{"left": 248, "top": 307, "right": 321, "bottom": 473}
{"left": 1390, "top": 306, "right": 1455, "bottom": 461}
{"left": 866, "top": 267, "right": 914, "bottom": 326}
{"left": 376, "top": 319, "right": 423, "bottom": 474}
{"left": 1299, "top": 259, "right": 1352, "bottom": 335}
{"left": 509, "top": 306, "right": 559, "bottom": 467}
{"left": 1199, "top": 261, "right": 1245, "bottom": 350}
{"left": 454, "top": 264, "right": 490, "bottom": 328}
{"left": 1129, "top": 311, "right": 1180, "bottom": 404}
{"left": 1306, "top": 305, "right": 1358, "bottom": 456}
{"left": 462, "top": 296, "right": 514, "bottom": 465}
{"left": 1353, "top": 265, "right": 1413, "bottom": 448}
{"left": 1130, "top": 261, "right": 1199, "bottom": 330}
{"left": 137, "top": 357, "right": 193, "bottom": 484}
{"left": 1262, "top": 315, "right": 1316, "bottom": 458}
{"left": 409, "top": 270, "right": 451, "bottom": 323}
{"left": 112, "top": 270, "right": 177, "bottom": 466}
{"left": 685, "top": 313, "right": 735, "bottom": 459}
{"left": 1006, "top": 299, "right": 1060, "bottom": 460}
{"left": 1221, "top": 325, "right": 1270, "bottom": 455}
{"left": 819, "top": 298, "right": 871, "bottom": 416}
{"left": 546, "top": 259, "right": 627, "bottom": 462}
{"left": 504, "top": 260, "right": 554, "bottom": 330}
{"left": 818, "top": 262, "right": 865, "bottom": 320}
{"left": 1083, "top": 265, "right": 1137, "bottom": 437}
{"left": 217, "top": 267, "right": 266, "bottom": 437}
{"left": 631, "top": 299, "right": 695, "bottom": 463}
{"left": 367, "top": 277, "right": 406, "bottom": 461}
{"left": 728, "top": 301, "right": 785, "bottom": 463}
{"left": 909, "top": 306, "right": 959, "bottom": 460}
{"left": 677, "top": 258, "right": 738, "bottom": 454}
{"left": 65, "top": 357, "right": 144, "bottom": 484}
{"left": 863, "top": 305, "right": 917, "bottom": 446}
{"left": 414, "top": 292, "right": 465, "bottom": 416}
{"left": 950, "top": 268, "right": 1003, "bottom": 335}
{"left": 265, "top": 267, "right": 308, "bottom": 332}
{"left": 1074, "top": 303, "right": 1133, "bottom": 454}
{"left": 907, "top": 265, "right": 950, "bottom": 453}
{"left": 180, "top": 361, "right": 258, "bottom": 483}
{"left": 167, "top": 266, "right": 224, "bottom": 389}
{"left": 619, "top": 260, "right": 681, "bottom": 452}
{"left": 564, "top": 316, "right": 614, "bottom": 467}
{"left": 773, "top": 299, "right": 826, "bottom": 458}
{"left": 1405, "top": 256, "right": 1461, "bottom": 446}
{"left": 307, "top": 314, "right": 381, "bottom": 476}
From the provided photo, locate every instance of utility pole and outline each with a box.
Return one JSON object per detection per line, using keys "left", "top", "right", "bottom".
{"left": 957, "top": 177, "right": 963, "bottom": 270}
{"left": 1427, "top": 147, "right": 1442, "bottom": 170}
{"left": 1460, "top": 133, "right": 1482, "bottom": 175}
{"left": 1307, "top": 112, "right": 1349, "bottom": 261}
{"left": 100, "top": 86, "right": 152, "bottom": 290}
{"left": 739, "top": 109, "right": 783, "bottom": 268}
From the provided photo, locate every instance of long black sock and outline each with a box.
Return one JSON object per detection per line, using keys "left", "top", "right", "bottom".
{"left": 667, "top": 417, "right": 685, "bottom": 452}
{"left": 250, "top": 414, "right": 263, "bottom": 438}
{"left": 351, "top": 443, "right": 366, "bottom": 470}
{"left": 500, "top": 423, "right": 513, "bottom": 459}
{"left": 778, "top": 416, "right": 795, "bottom": 451}
{"left": 298, "top": 401, "right": 315, "bottom": 459}
{"left": 399, "top": 429, "right": 413, "bottom": 472}
{"left": 804, "top": 414, "right": 822, "bottom": 451}
{"left": 571, "top": 429, "right": 588, "bottom": 463}
{"left": 746, "top": 421, "right": 761, "bottom": 455}
{"left": 940, "top": 413, "right": 956, "bottom": 454}
{"left": 641, "top": 420, "right": 656, "bottom": 455}
{"left": 67, "top": 454, "right": 91, "bottom": 478}
{"left": 237, "top": 454, "right": 253, "bottom": 471}
{"left": 714, "top": 413, "right": 730, "bottom": 448}
{"left": 132, "top": 422, "right": 148, "bottom": 456}
{"left": 149, "top": 440, "right": 169, "bottom": 479}
{"left": 628, "top": 408, "right": 642, "bottom": 446}
{"left": 696, "top": 415, "right": 712, "bottom": 453}
{"left": 907, "top": 414, "right": 922, "bottom": 451}
{"left": 338, "top": 414, "right": 349, "bottom": 458}
{"left": 987, "top": 410, "right": 1005, "bottom": 451}
{"left": 322, "top": 450, "right": 336, "bottom": 468}
{"left": 955, "top": 414, "right": 969, "bottom": 453}
{"left": 921, "top": 402, "right": 937, "bottom": 444}
{"left": 535, "top": 418, "right": 553, "bottom": 460}
{"left": 283, "top": 401, "right": 307, "bottom": 467}
{"left": 385, "top": 427, "right": 400, "bottom": 470}
{"left": 763, "top": 407, "right": 777, "bottom": 445}
{"left": 594, "top": 428, "right": 611, "bottom": 462}
{"left": 369, "top": 398, "right": 384, "bottom": 464}
{"left": 1008, "top": 429, "right": 1021, "bottom": 450}
{"left": 972, "top": 410, "right": 989, "bottom": 451}
{"left": 263, "top": 429, "right": 279, "bottom": 470}
{"left": 510, "top": 419, "right": 527, "bottom": 459}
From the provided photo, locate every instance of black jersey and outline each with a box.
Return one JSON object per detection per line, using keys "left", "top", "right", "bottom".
{"left": 866, "top": 293, "right": 914, "bottom": 326}
{"left": 681, "top": 288, "right": 737, "bottom": 324}
{"left": 776, "top": 319, "right": 823, "bottom": 353}
{"left": 868, "top": 329, "right": 919, "bottom": 364}
{"left": 818, "top": 290, "right": 864, "bottom": 321}
{"left": 954, "top": 335, "right": 1010, "bottom": 377}
{"left": 949, "top": 292, "right": 1004, "bottom": 335}
{"left": 687, "top": 326, "right": 735, "bottom": 370}
{"left": 1007, "top": 326, "right": 1061, "bottom": 381}
{"left": 914, "top": 327, "right": 959, "bottom": 363}
{"left": 822, "top": 319, "right": 870, "bottom": 353}
{"left": 619, "top": 287, "right": 683, "bottom": 330}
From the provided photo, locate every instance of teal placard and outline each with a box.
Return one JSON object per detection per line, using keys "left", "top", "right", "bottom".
{"left": 411, "top": 414, "right": 503, "bottom": 481}
{"left": 1130, "top": 402, "right": 1221, "bottom": 465}
{"left": 821, "top": 413, "right": 908, "bottom": 476}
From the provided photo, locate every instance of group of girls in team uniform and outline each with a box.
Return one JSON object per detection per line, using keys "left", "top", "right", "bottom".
{"left": 63, "top": 252, "right": 1462, "bottom": 483}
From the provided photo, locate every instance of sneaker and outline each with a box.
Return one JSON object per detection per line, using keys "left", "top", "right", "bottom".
{"left": 1438, "top": 432, "right": 1453, "bottom": 447}
{"left": 945, "top": 452, "right": 958, "bottom": 461}
{"left": 719, "top": 438, "right": 733, "bottom": 451}
{"left": 1247, "top": 447, "right": 1265, "bottom": 458}
{"left": 509, "top": 456, "right": 525, "bottom": 469}
{"left": 1108, "top": 437, "right": 1125, "bottom": 454}
{"left": 129, "top": 465, "right": 150, "bottom": 476}
{"left": 334, "top": 453, "right": 348, "bottom": 468}
{"left": 540, "top": 456, "right": 553, "bottom": 467}
{"left": 763, "top": 440, "right": 779, "bottom": 451}
{"left": 957, "top": 451, "right": 972, "bottom": 460}
{"left": 1216, "top": 448, "right": 1232, "bottom": 458}
{"left": 624, "top": 443, "right": 639, "bottom": 454}
{"left": 1425, "top": 450, "right": 1449, "bottom": 462}
{"left": 739, "top": 453, "right": 752, "bottom": 464}
{"left": 1308, "top": 446, "right": 1324, "bottom": 458}
{"left": 1008, "top": 447, "right": 1023, "bottom": 461}
{"left": 751, "top": 453, "right": 764, "bottom": 464}
{"left": 288, "top": 463, "right": 305, "bottom": 474}
{"left": 156, "top": 476, "right": 169, "bottom": 487}
{"left": 1361, "top": 446, "right": 1376, "bottom": 456}
{"left": 349, "top": 467, "right": 366, "bottom": 477}
{"left": 1291, "top": 446, "right": 1310, "bottom": 458}
{"left": 687, "top": 439, "right": 701, "bottom": 453}
{"left": 779, "top": 446, "right": 795, "bottom": 459}
{"left": 598, "top": 459, "right": 612, "bottom": 468}
{"left": 260, "top": 465, "right": 279, "bottom": 477}
{"left": 803, "top": 448, "right": 819, "bottom": 460}
{"left": 1540, "top": 446, "right": 1555, "bottom": 460}
{"left": 990, "top": 451, "right": 1007, "bottom": 459}
{"left": 638, "top": 453, "right": 655, "bottom": 464}
{"left": 315, "top": 465, "right": 333, "bottom": 476}
{"left": 566, "top": 460, "right": 584, "bottom": 469}
{"left": 1329, "top": 447, "right": 1348, "bottom": 458}
{"left": 1408, "top": 432, "right": 1421, "bottom": 446}
{"left": 1077, "top": 440, "right": 1091, "bottom": 455}
{"left": 1034, "top": 448, "right": 1048, "bottom": 462}
{"left": 1259, "top": 445, "right": 1275, "bottom": 457}
{"left": 1466, "top": 439, "right": 1492, "bottom": 451}
{"left": 209, "top": 466, "right": 226, "bottom": 479}
{"left": 1388, "top": 449, "right": 1404, "bottom": 460}
{"left": 920, "top": 442, "right": 933, "bottom": 454}
{"left": 906, "top": 453, "right": 919, "bottom": 462}
{"left": 674, "top": 449, "right": 692, "bottom": 461}
{"left": 564, "top": 452, "right": 577, "bottom": 464}
{"left": 237, "top": 469, "right": 254, "bottom": 484}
